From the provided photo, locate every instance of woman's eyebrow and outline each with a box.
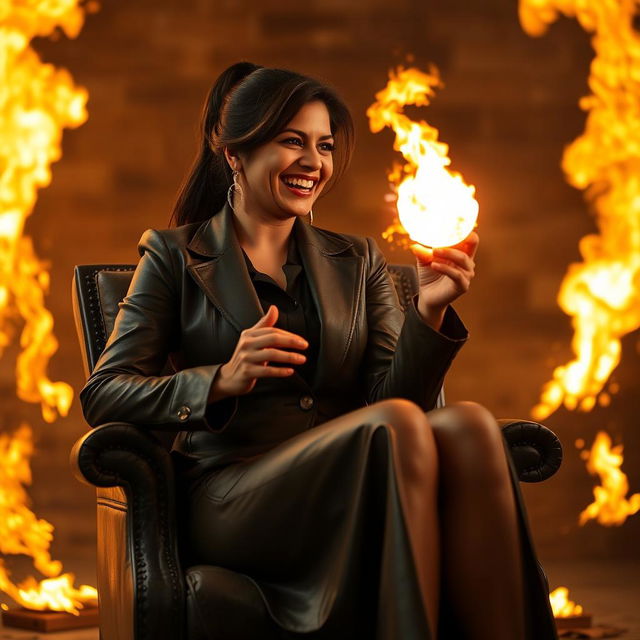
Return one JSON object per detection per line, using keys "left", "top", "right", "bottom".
{"left": 280, "top": 128, "right": 334, "bottom": 141}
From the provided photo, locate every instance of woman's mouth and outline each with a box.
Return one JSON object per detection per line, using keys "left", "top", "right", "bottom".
{"left": 280, "top": 175, "right": 317, "bottom": 197}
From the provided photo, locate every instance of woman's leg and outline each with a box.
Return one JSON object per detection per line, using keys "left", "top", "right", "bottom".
{"left": 187, "top": 398, "right": 441, "bottom": 639}
{"left": 426, "top": 401, "right": 525, "bottom": 640}
{"left": 365, "top": 398, "right": 441, "bottom": 638}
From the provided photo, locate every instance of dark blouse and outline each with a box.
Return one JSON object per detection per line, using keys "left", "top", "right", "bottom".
{"left": 240, "top": 235, "right": 320, "bottom": 386}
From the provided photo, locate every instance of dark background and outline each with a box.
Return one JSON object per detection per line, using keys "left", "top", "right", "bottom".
{"left": 6, "top": 0, "right": 638, "bottom": 586}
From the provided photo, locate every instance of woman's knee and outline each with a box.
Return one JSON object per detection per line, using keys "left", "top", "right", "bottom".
{"left": 430, "top": 401, "right": 498, "bottom": 436}
{"left": 369, "top": 398, "right": 436, "bottom": 473}
{"left": 371, "top": 398, "right": 428, "bottom": 437}
{"left": 450, "top": 401, "right": 499, "bottom": 431}
{"left": 428, "top": 401, "right": 505, "bottom": 469}
{"left": 428, "top": 402, "right": 516, "bottom": 500}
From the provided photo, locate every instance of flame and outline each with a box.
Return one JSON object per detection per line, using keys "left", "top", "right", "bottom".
{"left": 520, "top": 1, "right": 640, "bottom": 420}
{"left": 549, "top": 586, "right": 584, "bottom": 618}
{"left": 367, "top": 66, "right": 479, "bottom": 249}
{"left": 577, "top": 431, "right": 640, "bottom": 526}
{"left": 0, "top": 425, "right": 61, "bottom": 577}
{"left": 0, "top": 0, "right": 91, "bottom": 423}
{"left": 0, "top": 424, "right": 98, "bottom": 613}
{"left": 0, "top": 0, "right": 98, "bottom": 614}
{"left": 0, "top": 574, "right": 97, "bottom": 615}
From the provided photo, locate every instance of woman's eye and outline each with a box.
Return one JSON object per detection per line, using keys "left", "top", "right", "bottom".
{"left": 280, "top": 137, "right": 334, "bottom": 152}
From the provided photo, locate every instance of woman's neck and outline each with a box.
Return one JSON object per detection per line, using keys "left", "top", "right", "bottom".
{"left": 231, "top": 203, "right": 295, "bottom": 261}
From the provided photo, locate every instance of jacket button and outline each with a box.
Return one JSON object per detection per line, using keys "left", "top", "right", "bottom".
{"left": 299, "top": 395, "right": 314, "bottom": 411}
{"left": 177, "top": 405, "right": 191, "bottom": 421}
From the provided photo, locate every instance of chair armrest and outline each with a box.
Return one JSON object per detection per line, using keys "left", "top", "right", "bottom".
{"left": 70, "top": 423, "right": 185, "bottom": 640}
{"left": 499, "top": 419, "right": 563, "bottom": 483}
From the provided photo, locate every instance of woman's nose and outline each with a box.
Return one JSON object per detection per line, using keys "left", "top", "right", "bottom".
{"left": 299, "top": 147, "right": 322, "bottom": 170}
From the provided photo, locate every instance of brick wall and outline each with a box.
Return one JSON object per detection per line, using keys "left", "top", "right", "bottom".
{"left": 17, "top": 0, "right": 639, "bottom": 572}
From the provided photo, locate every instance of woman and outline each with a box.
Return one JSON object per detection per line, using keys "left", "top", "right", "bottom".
{"left": 80, "top": 62, "right": 557, "bottom": 639}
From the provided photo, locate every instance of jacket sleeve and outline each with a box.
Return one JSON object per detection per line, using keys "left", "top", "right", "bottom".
{"left": 79, "top": 229, "right": 237, "bottom": 431}
{"left": 362, "top": 236, "right": 468, "bottom": 411}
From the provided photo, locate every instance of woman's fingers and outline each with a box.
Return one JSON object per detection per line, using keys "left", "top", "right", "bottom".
{"left": 253, "top": 304, "right": 279, "bottom": 327}
{"left": 246, "top": 347, "right": 307, "bottom": 365}
{"left": 433, "top": 247, "right": 473, "bottom": 268}
{"left": 454, "top": 231, "right": 479, "bottom": 258}
{"left": 410, "top": 230, "right": 479, "bottom": 264}
{"left": 247, "top": 330, "right": 308, "bottom": 351}
{"left": 433, "top": 247, "right": 475, "bottom": 273}
{"left": 430, "top": 261, "right": 471, "bottom": 290}
{"left": 409, "top": 243, "right": 434, "bottom": 264}
{"left": 247, "top": 364, "right": 295, "bottom": 378}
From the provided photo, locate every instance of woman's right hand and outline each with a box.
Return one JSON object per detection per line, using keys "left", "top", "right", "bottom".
{"left": 208, "top": 305, "right": 308, "bottom": 402}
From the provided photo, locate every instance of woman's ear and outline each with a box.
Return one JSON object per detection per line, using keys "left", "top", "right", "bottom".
{"left": 223, "top": 147, "right": 241, "bottom": 173}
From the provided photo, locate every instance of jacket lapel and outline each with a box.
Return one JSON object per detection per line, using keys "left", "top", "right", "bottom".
{"left": 186, "top": 204, "right": 364, "bottom": 389}
{"left": 294, "top": 218, "right": 364, "bottom": 388}
{"left": 186, "top": 204, "right": 263, "bottom": 333}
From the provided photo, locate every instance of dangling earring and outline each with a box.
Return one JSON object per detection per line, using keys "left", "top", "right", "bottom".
{"left": 308, "top": 209, "right": 313, "bottom": 225}
{"left": 227, "top": 169, "right": 241, "bottom": 211}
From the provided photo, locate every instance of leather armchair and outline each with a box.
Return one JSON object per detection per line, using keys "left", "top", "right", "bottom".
{"left": 70, "top": 263, "right": 563, "bottom": 640}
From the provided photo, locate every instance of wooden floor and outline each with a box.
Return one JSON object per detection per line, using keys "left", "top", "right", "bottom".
{"left": 0, "top": 559, "right": 637, "bottom": 639}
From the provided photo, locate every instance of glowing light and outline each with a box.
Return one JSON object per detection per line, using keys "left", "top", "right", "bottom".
{"left": 0, "top": 424, "right": 98, "bottom": 612}
{"left": 549, "top": 586, "right": 584, "bottom": 618}
{"left": 577, "top": 431, "right": 640, "bottom": 526}
{"left": 520, "top": 0, "right": 640, "bottom": 419}
{"left": 5, "top": 574, "right": 97, "bottom": 615}
{"left": 367, "top": 66, "right": 479, "bottom": 249}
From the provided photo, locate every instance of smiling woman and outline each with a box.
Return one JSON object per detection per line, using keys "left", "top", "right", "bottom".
{"left": 226, "top": 101, "right": 335, "bottom": 222}
{"left": 170, "top": 62, "right": 353, "bottom": 228}
{"left": 275, "top": 120, "right": 335, "bottom": 195}
{"left": 80, "top": 61, "right": 558, "bottom": 640}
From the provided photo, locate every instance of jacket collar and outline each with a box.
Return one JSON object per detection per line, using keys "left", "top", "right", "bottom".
{"left": 186, "top": 202, "right": 354, "bottom": 258}
{"left": 185, "top": 204, "right": 362, "bottom": 389}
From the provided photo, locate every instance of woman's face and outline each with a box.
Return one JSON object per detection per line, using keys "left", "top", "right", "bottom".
{"left": 236, "top": 100, "right": 335, "bottom": 221}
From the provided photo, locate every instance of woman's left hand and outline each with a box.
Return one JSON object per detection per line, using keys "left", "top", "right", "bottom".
{"left": 409, "top": 231, "right": 479, "bottom": 327}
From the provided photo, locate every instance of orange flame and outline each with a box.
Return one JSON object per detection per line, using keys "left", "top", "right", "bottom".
{"left": 0, "top": 424, "right": 97, "bottom": 613}
{"left": 549, "top": 586, "right": 584, "bottom": 618}
{"left": 577, "top": 431, "right": 640, "bottom": 526}
{"left": 0, "top": 0, "right": 98, "bottom": 614}
{"left": 520, "top": 1, "right": 640, "bottom": 420}
{"left": 367, "top": 66, "right": 479, "bottom": 249}
{"left": 1, "top": 574, "right": 97, "bottom": 615}
{"left": 0, "top": 425, "right": 61, "bottom": 576}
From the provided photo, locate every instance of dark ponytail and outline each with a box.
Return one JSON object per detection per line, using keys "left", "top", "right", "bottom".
{"left": 170, "top": 62, "right": 355, "bottom": 227}
{"left": 170, "top": 62, "right": 261, "bottom": 227}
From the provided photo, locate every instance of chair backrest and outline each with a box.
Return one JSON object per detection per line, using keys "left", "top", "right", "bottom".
{"left": 73, "top": 265, "right": 137, "bottom": 379}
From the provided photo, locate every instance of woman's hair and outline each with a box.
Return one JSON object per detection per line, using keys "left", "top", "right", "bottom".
{"left": 170, "top": 62, "right": 355, "bottom": 227}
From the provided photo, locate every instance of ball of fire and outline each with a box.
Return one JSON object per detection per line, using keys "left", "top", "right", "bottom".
{"left": 367, "top": 66, "right": 479, "bottom": 249}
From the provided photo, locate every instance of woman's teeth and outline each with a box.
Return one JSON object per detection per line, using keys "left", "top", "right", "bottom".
{"left": 282, "top": 176, "right": 314, "bottom": 191}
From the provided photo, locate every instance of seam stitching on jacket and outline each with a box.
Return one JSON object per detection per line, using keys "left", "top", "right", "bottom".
{"left": 340, "top": 256, "right": 364, "bottom": 363}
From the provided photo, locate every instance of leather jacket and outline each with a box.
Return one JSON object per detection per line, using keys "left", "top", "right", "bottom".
{"left": 79, "top": 204, "right": 468, "bottom": 475}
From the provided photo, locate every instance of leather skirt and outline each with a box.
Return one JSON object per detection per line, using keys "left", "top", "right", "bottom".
{"left": 184, "top": 404, "right": 558, "bottom": 640}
